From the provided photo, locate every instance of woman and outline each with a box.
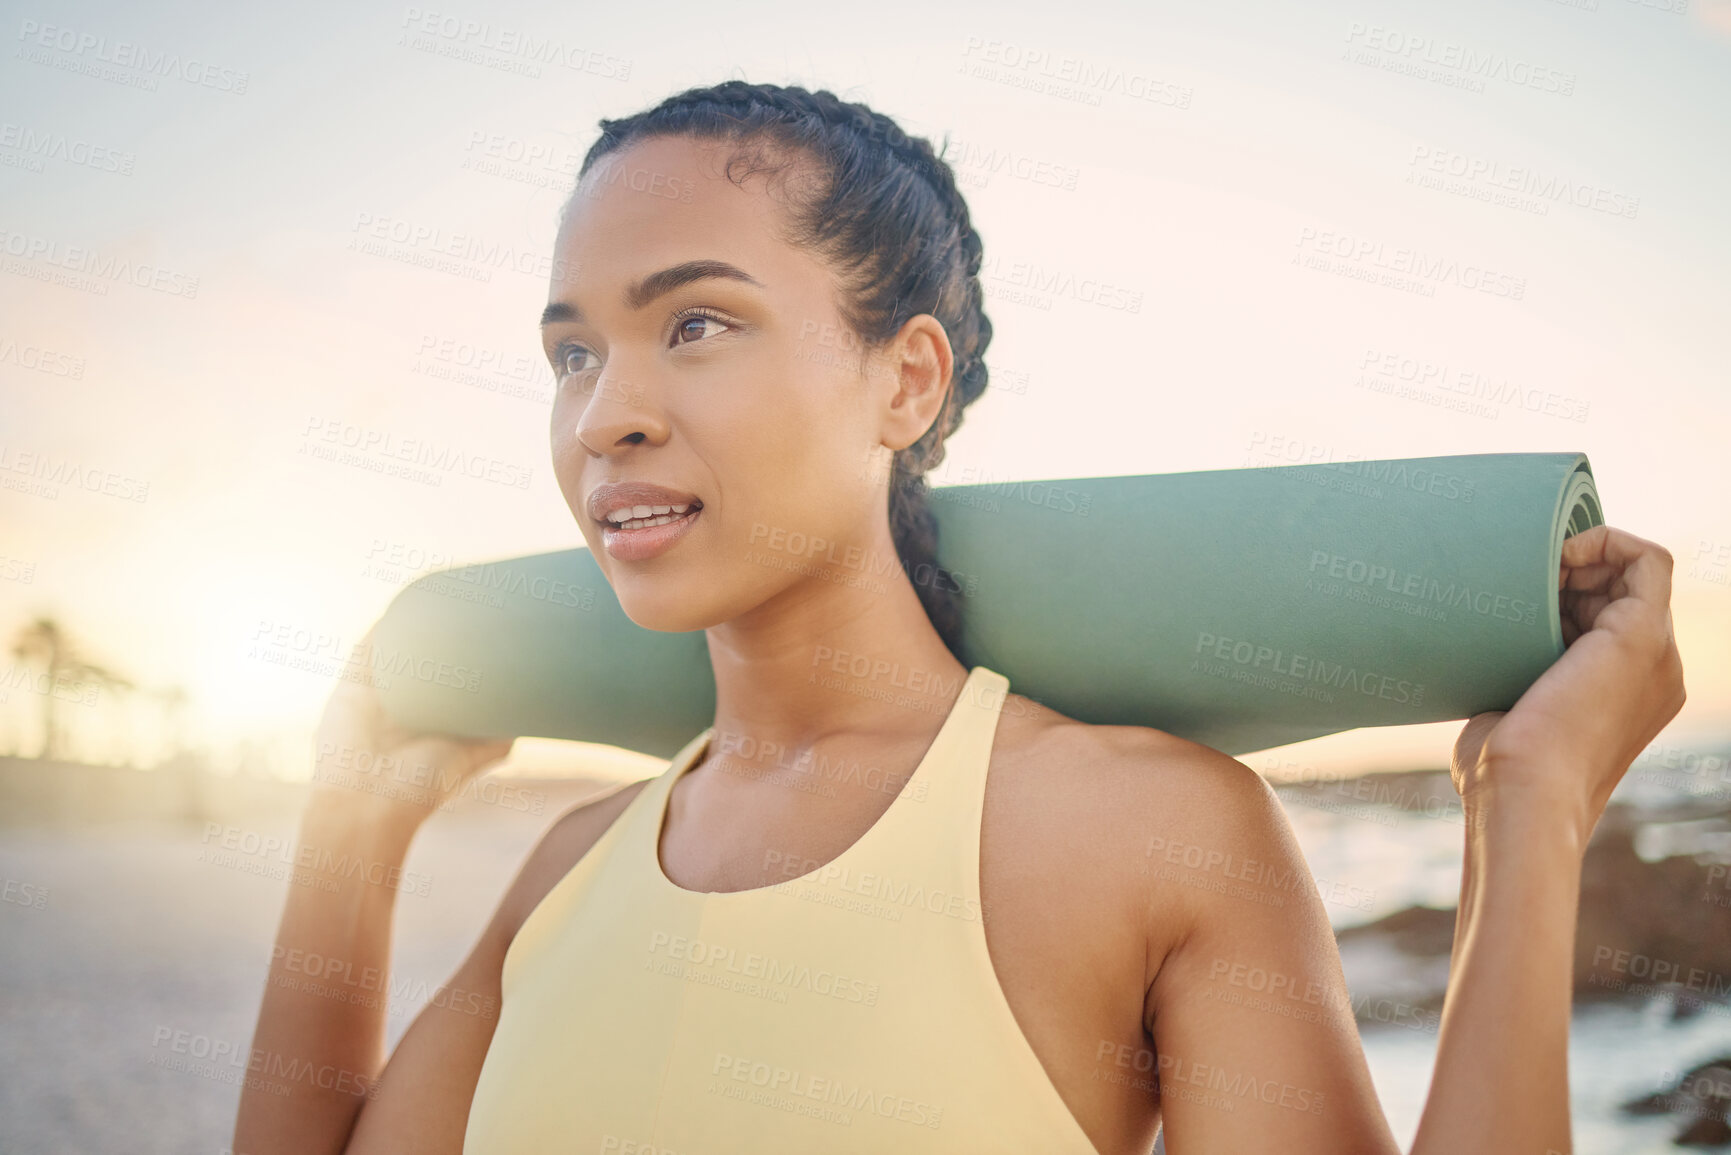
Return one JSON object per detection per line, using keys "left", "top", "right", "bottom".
{"left": 234, "top": 82, "right": 1686, "bottom": 1154}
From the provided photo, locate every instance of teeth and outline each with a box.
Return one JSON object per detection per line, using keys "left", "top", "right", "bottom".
{"left": 605, "top": 501, "right": 699, "bottom": 529}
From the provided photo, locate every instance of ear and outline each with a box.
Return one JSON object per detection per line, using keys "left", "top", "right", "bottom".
{"left": 878, "top": 314, "right": 955, "bottom": 453}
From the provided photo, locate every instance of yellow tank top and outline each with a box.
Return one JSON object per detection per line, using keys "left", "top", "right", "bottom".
{"left": 463, "top": 665, "right": 1101, "bottom": 1153}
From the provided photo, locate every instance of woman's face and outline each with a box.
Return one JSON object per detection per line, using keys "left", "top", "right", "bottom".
{"left": 542, "top": 134, "right": 951, "bottom": 633}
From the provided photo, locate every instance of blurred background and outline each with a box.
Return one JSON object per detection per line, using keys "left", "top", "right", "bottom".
{"left": 2, "top": 0, "right": 1729, "bottom": 1151}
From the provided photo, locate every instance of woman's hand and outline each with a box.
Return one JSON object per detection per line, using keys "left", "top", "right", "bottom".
{"left": 308, "top": 627, "right": 516, "bottom": 829}
{"left": 1450, "top": 523, "right": 1686, "bottom": 843}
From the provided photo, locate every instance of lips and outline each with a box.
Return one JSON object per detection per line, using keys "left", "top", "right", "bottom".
{"left": 586, "top": 481, "right": 703, "bottom": 527}
{"left": 585, "top": 480, "right": 706, "bottom": 562}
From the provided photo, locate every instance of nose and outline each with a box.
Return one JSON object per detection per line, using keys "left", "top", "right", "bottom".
{"left": 569, "top": 370, "right": 665, "bottom": 455}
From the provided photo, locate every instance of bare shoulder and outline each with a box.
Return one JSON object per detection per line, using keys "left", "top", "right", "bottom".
{"left": 993, "top": 691, "right": 1286, "bottom": 841}
{"left": 489, "top": 776, "right": 656, "bottom": 947}
{"left": 989, "top": 693, "right": 1303, "bottom": 934}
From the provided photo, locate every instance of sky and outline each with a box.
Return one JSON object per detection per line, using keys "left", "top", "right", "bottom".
{"left": 2, "top": 0, "right": 1728, "bottom": 781}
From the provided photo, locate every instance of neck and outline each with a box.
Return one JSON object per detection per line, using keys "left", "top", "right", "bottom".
{"left": 702, "top": 542, "right": 969, "bottom": 766}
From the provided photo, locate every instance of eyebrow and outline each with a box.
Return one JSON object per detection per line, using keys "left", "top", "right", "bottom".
{"left": 538, "top": 259, "right": 764, "bottom": 327}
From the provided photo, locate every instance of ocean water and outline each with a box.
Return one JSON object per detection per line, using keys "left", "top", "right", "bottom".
{"left": 0, "top": 775, "right": 1723, "bottom": 1153}
{"left": 1280, "top": 777, "right": 1731, "bottom": 1154}
{"left": 1358, "top": 999, "right": 1731, "bottom": 1154}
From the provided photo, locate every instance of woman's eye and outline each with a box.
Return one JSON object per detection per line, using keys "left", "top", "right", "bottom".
{"left": 558, "top": 345, "right": 599, "bottom": 379}
{"left": 672, "top": 312, "right": 732, "bottom": 346}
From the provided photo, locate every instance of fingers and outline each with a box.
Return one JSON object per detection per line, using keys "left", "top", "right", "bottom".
{"left": 1558, "top": 525, "right": 1675, "bottom": 639}
{"left": 1559, "top": 587, "right": 1616, "bottom": 639}
{"left": 1560, "top": 524, "right": 1674, "bottom": 600}
{"left": 1559, "top": 561, "right": 1619, "bottom": 591}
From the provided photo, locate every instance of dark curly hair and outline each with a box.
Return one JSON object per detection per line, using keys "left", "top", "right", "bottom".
{"left": 569, "top": 80, "right": 993, "bottom": 662}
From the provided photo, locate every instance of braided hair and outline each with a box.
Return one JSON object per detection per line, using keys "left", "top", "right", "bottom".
{"left": 570, "top": 81, "right": 993, "bottom": 661}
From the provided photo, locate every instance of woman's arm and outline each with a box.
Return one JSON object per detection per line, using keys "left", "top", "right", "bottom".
{"left": 229, "top": 794, "right": 425, "bottom": 1153}
{"left": 1147, "top": 524, "right": 1686, "bottom": 1154}
{"left": 1407, "top": 779, "right": 1581, "bottom": 1153}
{"left": 1411, "top": 523, "right": 1686, "bottom": 1153}
{"left": 339, "top": 778, "right": 650, "bottom": 1152}
{"left": 232, "top": 634, "right": 514, "bottom": 1153}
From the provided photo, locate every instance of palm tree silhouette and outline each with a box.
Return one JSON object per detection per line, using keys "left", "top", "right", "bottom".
{"left": 8, "top": 616, "right": 134, "bottom": 761}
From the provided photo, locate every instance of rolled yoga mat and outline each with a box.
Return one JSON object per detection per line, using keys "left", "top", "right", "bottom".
{"left": 369, "top": 452, "right": 1603, "bottom": 758}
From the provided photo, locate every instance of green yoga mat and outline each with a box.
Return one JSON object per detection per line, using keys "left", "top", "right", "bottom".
{"left": 369, "top": 452, "right": 1602, "bottom": 758}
